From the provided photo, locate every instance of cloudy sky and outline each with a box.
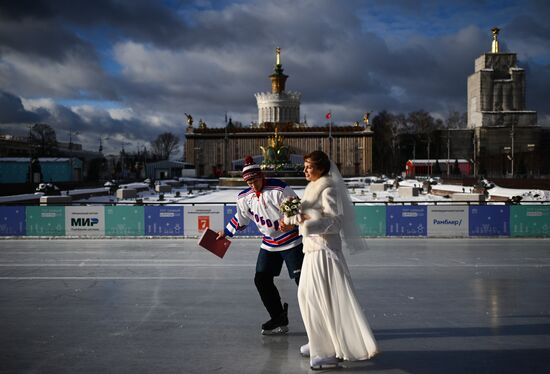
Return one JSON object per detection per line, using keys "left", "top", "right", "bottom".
{"left": 1, "top": 0, "right": 549, "bottom": 156}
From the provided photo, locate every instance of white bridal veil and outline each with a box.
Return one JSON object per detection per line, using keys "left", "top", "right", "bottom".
{"left": 329, "top": 161, "right": 369, "bottom": 254}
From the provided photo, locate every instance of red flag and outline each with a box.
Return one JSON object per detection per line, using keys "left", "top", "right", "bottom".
{"left": 325, "top": 112, "right": 331, "bottom": 120}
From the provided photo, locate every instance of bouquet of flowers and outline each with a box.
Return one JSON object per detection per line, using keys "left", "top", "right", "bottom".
{"left": 279, "top": 196, "right": 301, "bottom": 217}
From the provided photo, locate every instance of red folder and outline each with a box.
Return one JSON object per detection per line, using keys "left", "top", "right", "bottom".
{"left": 198, "top": 228, "right": 231, "bottom": 258}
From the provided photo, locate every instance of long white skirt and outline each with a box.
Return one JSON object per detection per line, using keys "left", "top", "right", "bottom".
{"left": 298, "top": 249, "right": 378, "bottom": 361}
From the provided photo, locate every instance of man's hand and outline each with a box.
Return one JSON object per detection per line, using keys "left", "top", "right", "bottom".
{"left": 216, "top": 231, "right": 226, "bottom": 240}
{"left": 278, "top": 219, "right": 295, "bottom": 232}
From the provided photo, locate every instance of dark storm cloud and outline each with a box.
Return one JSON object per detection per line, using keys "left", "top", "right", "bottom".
{"left": 0, "top": 0, "right": 187, "bottom": 54}
{"left": 506, "top": 14, "right": 550, "bottom": 52}
{"left": 522, "top": 61, "right": 550, "bottom": 114}
{"left": 0, "top": 89, "right": 171, "bottom": 154}
{"left": 0, "top": 2, "right": 94, "bottom": 62}
{"left": 0, "top": 0, "right": 53, "bottom": 20}
{"left": 0, "top": 90, "right": 40, "bottom": 123}
{"left": 1, "top": 0, "right": 549, "bottom": 156}
{"left": 52, "top": 0, "right": 187, "bottom": 47}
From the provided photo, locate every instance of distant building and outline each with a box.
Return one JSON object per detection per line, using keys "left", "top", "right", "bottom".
{"left": 405, "top": 159, "right": 471, "bottom": 177}
{"left": 184, "top": 48, "right": 373, "bottom": 177}
{"left": 467, "top": 27, "right": 542, "bottom": 177}
{"left": 0, "top": 157, "right": 83, "bottom": 184}
{"left": 145, "top": 160, "right": 195, "bottom": 180}
{"left": 0, "top": 133, "right": 104, "bottom": 181}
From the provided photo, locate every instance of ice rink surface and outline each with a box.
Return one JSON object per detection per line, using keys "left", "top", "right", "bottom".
{"left": 1, "top": 238, "right": 549, "bottom": 374}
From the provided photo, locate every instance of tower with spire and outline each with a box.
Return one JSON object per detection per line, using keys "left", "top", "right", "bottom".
{"left": 466, "top": 28, "right": 541, "bottom": 177}
{"left": 255, "top": 47, "right": 301, "bottom": 124}
{"left": 467, "top": 27, "right": 536, "bottom": 129}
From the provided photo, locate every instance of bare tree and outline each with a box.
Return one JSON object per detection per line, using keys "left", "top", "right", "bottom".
{"left": 372, "top": 111, "right": 409, "bottom": 175}
{"left": 29, "top": 123, "right": 57, "bottom": 156}
{"left": 151, "top": 132, "right": 180, "bottom": 160}
{"left": 407, "top": 111, "right": 441, "bottom": 175}
{"left": 446, "top": 111, "right": 467, "bottom": 129}
{"left": 372, "top": 111, "right": 393, "bottom": 174}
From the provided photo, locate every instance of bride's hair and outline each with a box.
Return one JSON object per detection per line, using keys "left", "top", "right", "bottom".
{"left": 304, "top": 150, "right": 330, "bottom": 176}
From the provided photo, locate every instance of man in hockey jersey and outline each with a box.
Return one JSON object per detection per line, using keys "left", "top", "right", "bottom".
{"left": 217, "top": 156, "right": 303, "bottom": 335}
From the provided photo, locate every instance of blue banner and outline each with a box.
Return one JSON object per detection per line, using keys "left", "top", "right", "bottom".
{"left": 224, "top": 205, "right": 261, "bottom": 236}
{"left": 469, "top": 206, "right": 510, "bottom": 236}
{"left": 386, "top": 206, "right": 427, "bottom": 236}
{"left": 0, "top": 206, "right": 26, "bottom": 236}
{"left": 144, "top": 206, "right": 184, "bottom": 236}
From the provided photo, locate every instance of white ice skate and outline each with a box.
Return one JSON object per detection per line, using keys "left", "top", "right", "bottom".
{"left": 300, "top": 343, "right": 310, "bottom": 357}
{"left": 310, "top": 356, "right": 340, "bottom": 370}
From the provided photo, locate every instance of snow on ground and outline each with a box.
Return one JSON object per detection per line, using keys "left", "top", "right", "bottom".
{"left": 65, "top": 187, "right": 110, "bottom": 196}
{"left": 2, "top": 180, "right": 549, "bottom": 205}
{"left": 431, "top": 184, "right": 474, "bottom": 193}
{"left": 488, "top": 186, "right": 550, "bottom": 201}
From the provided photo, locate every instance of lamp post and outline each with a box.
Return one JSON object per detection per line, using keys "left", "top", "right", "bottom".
{"left": 224, "top": 121, "right": 229, "bottom": 174}
{"left": 447, "top": 127, "right": 451, "bottom": 176}
{"left": 120, "top": 141, "right": 130, "bottom": 179}
{"left": 503, "top": 146, "right": 512, "bottom": 176}
{"left": 68, "top": 130, "right": 79, "bottom": 150}
{"left": 472, "top": 131, "right": 477, "bottom": 178}
{"left": 527, "top": 143, "right": 535, "bottom": 177}
{"left": 355, "top": 144, "right": 363, "bottom": 176}
{"left": 193, "top": 147, "right": 201, "bottom": 177}
{"left": 510, "top": 121, "right": 515, "bottom": 178}
{"left": 98, "top": 136, "right": 107, "bottom": 153}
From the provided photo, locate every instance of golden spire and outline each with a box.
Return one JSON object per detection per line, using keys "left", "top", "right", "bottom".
{"left": 270, "top": 47, "right": 288, "bottom": 94}
{"left": 491, "top": 27, "right": 500, "bottom": 53}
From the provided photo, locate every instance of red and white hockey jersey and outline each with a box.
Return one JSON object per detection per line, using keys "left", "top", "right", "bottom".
{"left": 224, "top": 178, "right": 302, "bottom": 252}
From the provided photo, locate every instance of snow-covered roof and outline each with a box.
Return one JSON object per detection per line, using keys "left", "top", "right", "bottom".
{"left": 119, "top": 182, "right": 150, "bottom": 190}
{"left": 488, "top": 186, "right": 550, "bottom": 201}
{"left": 0, "top": 193, "right": 43, "bottom": 203}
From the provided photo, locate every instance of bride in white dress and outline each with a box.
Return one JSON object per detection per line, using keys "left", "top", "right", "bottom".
{"left": 285, "top": 150, "right": 378, "bottom": 370}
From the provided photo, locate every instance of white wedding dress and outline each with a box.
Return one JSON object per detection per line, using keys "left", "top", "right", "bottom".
{"left": 289, "top": 174, "right": 378, "bottom": 361}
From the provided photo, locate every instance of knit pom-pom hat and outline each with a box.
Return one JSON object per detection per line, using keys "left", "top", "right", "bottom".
{"left": 242, "top": 155, "right": 262, "bottom": 181}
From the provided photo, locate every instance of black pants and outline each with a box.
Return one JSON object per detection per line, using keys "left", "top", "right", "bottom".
{"left": 254, "top": 244, "right": 303, "bottom": 319}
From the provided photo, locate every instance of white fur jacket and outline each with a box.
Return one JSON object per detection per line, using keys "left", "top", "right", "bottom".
{"left": 286, "top": 175, "right": 343, "bottom": 253}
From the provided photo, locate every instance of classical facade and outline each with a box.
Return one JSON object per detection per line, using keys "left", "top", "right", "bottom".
{"left": 184, "top": 49, "right": 372, "bottom": 177}
{"left": 466, "top": 28, "right": 542, "bottom": 177}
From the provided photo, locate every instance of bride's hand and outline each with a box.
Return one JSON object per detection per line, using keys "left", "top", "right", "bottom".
{"left": 300, "top": 213, "right": 310, "bottom": 221}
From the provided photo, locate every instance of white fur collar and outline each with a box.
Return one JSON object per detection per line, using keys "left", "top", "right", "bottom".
{"left": 302, "top": 175, "right": 333, "bottom": 204}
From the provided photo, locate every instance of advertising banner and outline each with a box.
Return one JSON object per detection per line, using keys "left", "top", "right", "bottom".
{"left": 355, "top": 205, "right": 386, "bottom": 237}
{"left": 65, "top": 206, "right": 105, "bottom": 236}
{"left": 26, "top": 206, "right": 65, "bottom": 236}
{"left": 386, "top": 206, "right": 427, "bottom": 236}
{"left": 224, "top": 205, "right": 261, "bottom": 236}
{"left": 0, "top": 206, "right": 26, "bottom": 236}
{"left": 427, "top": 206, "right": 469, "bottom": 237}
{"left": 510, "top": 205, "right": 550, "bottom": 237}
{"left": 184, "top": 205, "right": 224, "bottom": 236}
{"left": 105, "top": 206, "right": 144, "bottom": 236}
{"left": 144, "top": 206, "right": 184, "bottom": 236}
{"left": 469, "top": 206, "right": 509, "bottom": 236}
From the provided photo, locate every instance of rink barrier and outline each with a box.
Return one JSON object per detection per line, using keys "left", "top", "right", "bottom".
{"left": 0, "top": 204, "right": 549, "bottom": 237}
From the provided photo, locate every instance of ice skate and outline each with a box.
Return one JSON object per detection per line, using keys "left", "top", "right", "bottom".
{"left": 261, "top": 302, "right": 289, "bottom": 335}
{"left": 300, "top": 343, "right": 310, "bottom": 357}
{"left": 310, "top": 356, "right": 340, "bottom": 370}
